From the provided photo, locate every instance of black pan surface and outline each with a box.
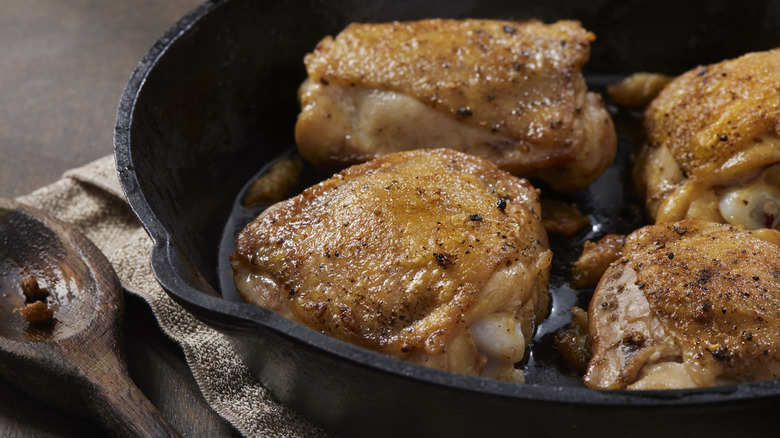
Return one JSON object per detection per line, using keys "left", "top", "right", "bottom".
{"left": 114, "top": 0, "right": 780, "bottom": 436}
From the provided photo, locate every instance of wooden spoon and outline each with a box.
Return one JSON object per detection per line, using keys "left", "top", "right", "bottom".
{"left": 0, "top": 198, "right": 181, "bottom": 437}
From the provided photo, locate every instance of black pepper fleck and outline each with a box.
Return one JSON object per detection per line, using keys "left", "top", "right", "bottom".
{"left": 711, "top": 345, "right": 729, "bottom": 361}
{"left": 434, "top": 252, "right": 455, "bottom": 268}
{"left": 457, "top": 107, "right": 473, "bottom": 117}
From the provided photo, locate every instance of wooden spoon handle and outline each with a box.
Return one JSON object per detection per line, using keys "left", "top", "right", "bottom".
{"left": 92, "top": 371, "right": 182, "bottom": 438}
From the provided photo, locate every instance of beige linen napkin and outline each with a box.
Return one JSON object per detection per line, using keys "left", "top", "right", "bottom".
{"left": 17, "top": 156, "right": 328, "bottom": 438}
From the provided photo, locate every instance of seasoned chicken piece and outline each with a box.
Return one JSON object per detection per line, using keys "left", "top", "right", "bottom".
{"left": 570, "top": 234, "right": 625, "bottom": 290}
{"left": 635, "top": 48, "right": 780, "bottom": 228}
{"left": 540, "top": 199, "right": 590, "bottom": 236}
{"left": 605, "top": 72, "right": 672, "bottom": 109}
{"left": 554, "top": 306, "right": 591, "bottom": 374}
{"left": 231, "top": 149, "right": 552, "bottom": 382}
{"left": 295, "top": 19, "right": 617, "bottom": 192}
{"left": 585, "top": 219, "right": 780, "bottom": 390}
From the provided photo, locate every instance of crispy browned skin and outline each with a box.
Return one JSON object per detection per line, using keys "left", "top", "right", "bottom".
{"left": 296, "top": 19, "right": 616, "bottom": 192}
{"left": 635, "top": 48, "right": 780, "bottom": 225}
{"left": 232, "top": 149, "right": 552, "bottom": 381}
{"left": 585, "top": 219, "right": 780, "bottom": 389}
{"left": 540, "top": 199, "right": 590, "bottom": 236}
{"left": 570, "top": 234, "right": 625, "bottom": 289}
{"left": 242, "top": 157, "right": 303, "bottom": 207}
{"left": 554, "top": 306, "right": 590, "bottom": 374}
{"left": 605, "top": 72, "right": 672, "bottom": 109}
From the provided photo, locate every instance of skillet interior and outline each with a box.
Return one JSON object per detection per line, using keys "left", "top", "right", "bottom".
{"left": 114, "top": 0, "right": 780, "bottom": 436}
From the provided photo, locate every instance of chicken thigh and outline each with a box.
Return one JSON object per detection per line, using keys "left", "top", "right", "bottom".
{"left": 585, "top": 219, "right": 780, "bottom": 390}
{"left": 635, "top": 48, "right": 780, "bottom": 229}
{"left": 295, "top": 19, "right": 617, "bottom": 192}
{"left": 231, "top": 148, "right": 552, "bottom": 382}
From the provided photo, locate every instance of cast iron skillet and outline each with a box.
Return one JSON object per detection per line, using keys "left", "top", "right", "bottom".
{"left": 114, "top": 0, "right": 780, "bottom": 436}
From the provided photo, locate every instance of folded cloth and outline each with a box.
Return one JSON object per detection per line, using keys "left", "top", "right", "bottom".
{"left": 17, "top": 155, "right": 327, "bottom": 438}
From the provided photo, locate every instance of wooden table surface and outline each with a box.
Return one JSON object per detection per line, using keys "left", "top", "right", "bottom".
{"left": 0, "top": 1, "right": 241, "bottom": 436}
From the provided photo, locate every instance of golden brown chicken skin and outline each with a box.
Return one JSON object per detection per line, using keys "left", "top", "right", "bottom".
{"left": 295, "top": 19, "right": 617, "bottom": 192}
{"left": 635, "top": 48, "right": 780, "bottom": 229}
{"left": 585, "top": 219, "right": 780, "bottom": 390}
{"left": 231, "top": 148, "right": 552, "bottom": 382}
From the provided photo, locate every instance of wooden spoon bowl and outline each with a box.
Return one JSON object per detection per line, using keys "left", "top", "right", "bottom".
{"left": 0, "top": 198, "right": 180, "bottom": 437}
{"left": 0, "top": 201, "right": 96, "bottom": 343}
